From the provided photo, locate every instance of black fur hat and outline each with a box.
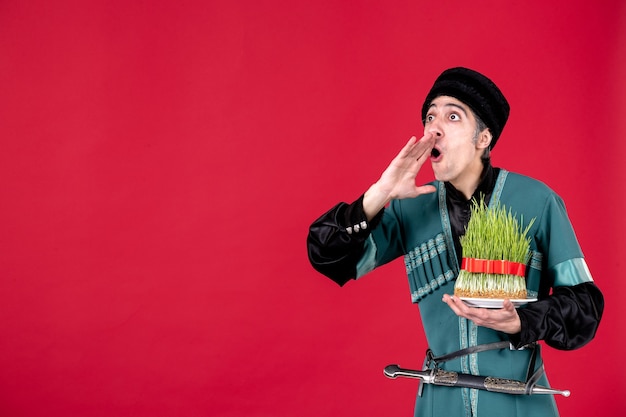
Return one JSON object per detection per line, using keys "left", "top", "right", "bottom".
{"left": 421, "top": 67, "right": 510, "bottom": 149}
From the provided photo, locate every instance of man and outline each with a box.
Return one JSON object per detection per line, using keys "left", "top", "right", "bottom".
{"left": 306, "top": 67, "right": 604, "bottom": 417}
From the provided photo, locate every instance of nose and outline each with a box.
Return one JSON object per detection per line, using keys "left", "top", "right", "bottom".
{"left": 427, "top": 120, "right": 443, "bottom": 138}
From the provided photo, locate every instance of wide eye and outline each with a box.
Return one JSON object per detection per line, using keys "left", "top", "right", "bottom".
{"left": 449, "top": 113, "right": 460, "bottom": 121}
{"left": 425, "top": 114, "right": 435, "bottom": 123}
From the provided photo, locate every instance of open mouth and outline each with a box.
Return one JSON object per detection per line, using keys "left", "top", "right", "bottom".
{"left": 431, "top": 148, "right": 441, "bottom": 158}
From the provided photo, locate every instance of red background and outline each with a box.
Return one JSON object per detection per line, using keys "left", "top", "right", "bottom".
{"left": 1, "top": 1, "right": 624, "bottom": 416}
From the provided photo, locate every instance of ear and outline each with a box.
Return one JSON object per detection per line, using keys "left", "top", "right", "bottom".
{"left": 477, "top": 128, "right": 493, "bottom": 150}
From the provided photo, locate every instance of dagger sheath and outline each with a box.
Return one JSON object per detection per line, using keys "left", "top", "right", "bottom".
{"left": 384, "top": 364, "right": 570, "bottom": 397}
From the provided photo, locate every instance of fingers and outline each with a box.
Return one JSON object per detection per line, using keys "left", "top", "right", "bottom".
{"left": 418, "top": 131, "right": 436, "bottom": 148}
{"left": 415, "top": 184, "right": 437, "bottom": 195}
{"left": 502, "top": 299, "right": 515, "bottom": 312}
{"left": 442, "top": 294, "right": 469, "bottom": 317}
{"left": 376, "top": 133, "right": 436, "bottom": 201}
{"left": 404, "top": 132, "right": 435, "bottom": 161}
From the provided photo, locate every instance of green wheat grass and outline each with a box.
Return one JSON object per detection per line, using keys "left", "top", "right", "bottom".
{"left": 454, "top": 199, "right": 535, "bottom": 299}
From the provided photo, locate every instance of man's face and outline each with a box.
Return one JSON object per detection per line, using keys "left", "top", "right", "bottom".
{"left": 424, "top": 95, "right": 486, "bottom": 190}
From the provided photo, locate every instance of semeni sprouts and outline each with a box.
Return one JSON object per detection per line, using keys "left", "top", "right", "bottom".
{"left": 454, "top": 199, "right": 535, "bottom": 299}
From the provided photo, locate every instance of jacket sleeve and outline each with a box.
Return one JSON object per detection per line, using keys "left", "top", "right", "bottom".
{"left": 510, "top": 281, "right": 604, "bottom": 350}
{"left": 306, "top": 195, "right": 384, "bottom": 286}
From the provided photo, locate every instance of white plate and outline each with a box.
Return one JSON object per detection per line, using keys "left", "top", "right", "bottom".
{"left": 459, "top": 297, "right": 538, "bottom": 309}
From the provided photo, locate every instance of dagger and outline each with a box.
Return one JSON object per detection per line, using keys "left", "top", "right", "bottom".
{"left": 384, "top": 364, "right": 570, "bottom": 397}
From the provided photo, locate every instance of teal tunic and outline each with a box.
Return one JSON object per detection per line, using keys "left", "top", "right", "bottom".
{"left": 355, "top": 170, "right": 593, "bottom": 417}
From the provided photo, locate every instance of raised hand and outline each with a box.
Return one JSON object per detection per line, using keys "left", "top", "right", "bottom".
{"left": 363, "top": 133, "right": 436, "bottom": 220}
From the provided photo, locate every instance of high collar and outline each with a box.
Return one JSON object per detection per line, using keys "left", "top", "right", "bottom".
{"left": 444, "top": 162, "right": 497, "bottom": 204}
{"left": 443, "top": 162, "right": 499, "bottom": 265}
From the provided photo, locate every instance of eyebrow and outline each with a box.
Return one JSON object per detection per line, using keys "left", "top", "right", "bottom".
{"left": 428, "top": 102, "right": 469, "bottom": 116}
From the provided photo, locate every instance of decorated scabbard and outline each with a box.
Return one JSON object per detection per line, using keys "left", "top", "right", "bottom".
{"left": 383, "top": 364, "right": 570, "bottom": 397}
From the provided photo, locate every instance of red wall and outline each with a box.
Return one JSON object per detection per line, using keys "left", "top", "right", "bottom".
{"left": 1, "top": 1, "right": 624, "bottom": 416}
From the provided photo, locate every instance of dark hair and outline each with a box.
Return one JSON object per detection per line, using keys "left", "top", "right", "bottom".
{"left": 472, "top": 113, "right": 491, "bottom": 164}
